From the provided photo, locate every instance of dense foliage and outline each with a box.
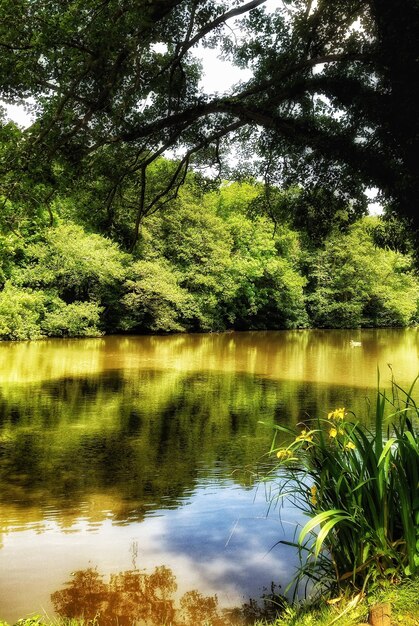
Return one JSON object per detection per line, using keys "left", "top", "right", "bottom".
{"left": 0, "top": 172, "right": 417, "bottom": 340}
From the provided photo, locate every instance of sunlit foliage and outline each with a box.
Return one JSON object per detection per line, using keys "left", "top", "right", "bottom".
{"left": 0, "top": 175, "right": 418, "bottom": 340}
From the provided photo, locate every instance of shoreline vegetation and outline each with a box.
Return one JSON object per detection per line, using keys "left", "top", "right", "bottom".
{"left": 269, "top": 382, "right": 419, "bottom": 596}
{"left": 1, "top": 175, "right": 419, "bottom": 342}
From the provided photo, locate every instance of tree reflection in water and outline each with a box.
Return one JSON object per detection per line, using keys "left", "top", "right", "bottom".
{"left": 51, "top": 566, "right": 287, "bottom": 626}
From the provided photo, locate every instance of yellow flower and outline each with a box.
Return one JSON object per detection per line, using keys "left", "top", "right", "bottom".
{"left": 345, "top": 441, "right": 356, "bottom": 450}
{"left": 329, "top": 427, "right": 338, "bottom": 438}
{"left": 327, "top": 407, "right": 346, "bottom": 420}
{"left": 336, "top": 408, "right": 346, "bottom": 420}
{"left": 276, "top": 449, "right": 292, "bottom": 460}
{"left": 295, "top": 429, "right": 313, "bottom": 443}
{"left": 310, "top": 485, "right": 318, "bottom": 506}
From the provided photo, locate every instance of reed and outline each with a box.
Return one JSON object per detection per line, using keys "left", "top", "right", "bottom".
{"left": 269, "top": 376, "right": 419, "bottom": 596}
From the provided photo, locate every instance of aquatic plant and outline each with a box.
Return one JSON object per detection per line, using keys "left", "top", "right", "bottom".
{"left": 269, "top": 377, "right": 419, "bottom": 596}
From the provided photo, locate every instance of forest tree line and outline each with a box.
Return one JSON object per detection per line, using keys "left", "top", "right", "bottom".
{"left": 0, "top": 154, "right": 417, "bottom": 340}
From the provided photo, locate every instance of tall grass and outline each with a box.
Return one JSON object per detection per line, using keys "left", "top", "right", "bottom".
{"left": 269, "top": 377, "right": 419, "bottom": 596}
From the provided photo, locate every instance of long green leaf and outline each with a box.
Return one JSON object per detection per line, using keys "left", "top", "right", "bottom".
{"left": 314, "top": 514, "right": 353, "bottom": 558}
{"left": 377, "top": 438, "right": 396, "bottom": 467}
{"left": 298, "top": 509, "right": 347, "bottom": 544}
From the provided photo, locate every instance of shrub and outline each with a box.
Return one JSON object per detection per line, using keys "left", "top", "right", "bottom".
{"left": 0, "top": 283, "right": 46, "bottom": 340}
{"left": 17, "top": 223, "right": 128, "bottom": 304}
{"left": 120, "top": 260, "right": 194, "bottom": 333}
{"left": 41, "top": 300, "right": 103, "bottom": 337}
{"left": 0, "top": 283, "right": 103, "bottom": 340}
{"left": 307, "top": 219, "right": 419, "bottom": 328}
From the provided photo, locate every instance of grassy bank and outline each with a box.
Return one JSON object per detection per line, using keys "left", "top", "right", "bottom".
{"left": 254, "top": 577, "right": 419, "bottom": 626}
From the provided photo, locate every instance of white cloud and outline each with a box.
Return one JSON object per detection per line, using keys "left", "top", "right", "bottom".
{"left": 2, "top": 102, "right": 34, "bottom": 128}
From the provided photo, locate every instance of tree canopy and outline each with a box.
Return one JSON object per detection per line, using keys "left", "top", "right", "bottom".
{"left": 1, "top": 0, "right": 418, "bottom": 239}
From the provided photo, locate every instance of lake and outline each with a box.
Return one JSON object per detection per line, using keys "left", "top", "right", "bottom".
{"left": 0, "top": 329, "right": 418, "bottom": 623}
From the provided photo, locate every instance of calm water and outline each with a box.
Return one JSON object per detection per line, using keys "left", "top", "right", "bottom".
{"left": 0, "top": 329, "right": 418, "bottom": 622}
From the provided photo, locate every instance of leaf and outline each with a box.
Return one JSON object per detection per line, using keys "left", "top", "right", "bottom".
{"left": 298, "top": 509, "right": 349, "bottom": 545}
{"left": 314, "top": 514, "right": 353, "bottom": 558}
{"left": 377, "top": 438, "right": 396, "bottom": 466}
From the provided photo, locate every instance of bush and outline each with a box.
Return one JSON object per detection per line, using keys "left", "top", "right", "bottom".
{"left": 0, "top": 283, "right": 46, "bottom": 340}
{"left": 120, "top": 260, "right": 194, "bottom": 333}
{"left": 16, "top": 222, "right": 128, "bottom": 304}
{"left": 41, "top": 300, "right": 103, "bottom": 337}
{"left": 0, "top": 283, "right": 103, "bottom": 340}
{"left": 307, "top": 219, "right": 419, "bottom": 328}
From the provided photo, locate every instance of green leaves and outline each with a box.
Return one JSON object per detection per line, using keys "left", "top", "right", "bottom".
{"left": 121, "top": 259, "right": 193, "bottom": 333}
{"left": 2, "top": 0, "right": 419, "bottom": 238}
{"left": 0, "top": 223, "right": 128, "bottom": 339}
{"left": 1, "top": 166, "right": 419, "bottom": 339}
{"left": 299, "top": 509, "right": 355, "bottom": 559}
{"left": 307, "top": 218, "right": 419, "bottom": 329}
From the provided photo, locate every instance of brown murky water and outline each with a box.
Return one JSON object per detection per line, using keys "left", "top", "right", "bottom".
{"left": 0, "top": 329, "right": 418, "bottom": 622}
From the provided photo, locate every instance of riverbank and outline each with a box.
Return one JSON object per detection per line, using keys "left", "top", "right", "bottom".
{"left": 1, "top": 578, "right": 418, "bottom": 626}
{"left": 256, "top": 578, "right": 419, "bottom": 626}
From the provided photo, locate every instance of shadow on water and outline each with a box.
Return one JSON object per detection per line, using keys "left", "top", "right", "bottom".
{"left": 51, "top": 564, "right": 287, "bottom": 626}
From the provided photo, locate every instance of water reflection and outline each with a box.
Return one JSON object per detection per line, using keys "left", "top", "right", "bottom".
{"left": 0, "top": 478, "right": 301, "bottom": 622}
{"left": 0, "top": 330, "right": 418, "bottom": 621}
{"left": 0, "top": 329, "right": 418, "bottom": 386}
{"left": 0, "top": 368, "right": 391, "bottom": 532}
{"left": 0, "top": 371, "right": 283, "bottom": 527}
{"left": 51, "top": 565, "right": 287, "bottom": 626}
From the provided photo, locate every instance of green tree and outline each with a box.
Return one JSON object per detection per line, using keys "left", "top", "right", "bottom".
{"left": 119, "top": 259, "right": 194, "bottom": 333}
{"left": 139, "top": 185, "right": 237, "bottom": 331}
{"left": 137, "top": 180, "right": 309, "bottom": 331}
{"left": 0, "top": 223, "right": 128, "bottom": 339}
{"left": 2, "top": 2, "right": 418, "bottom": 239}
{"left": 20, "top": 223, "right": 128, "bottom": 300}
{"left": 0, "top": 283, "right": 47, "bottom": 340}
{"left": 224, "top": 212, "right": 308, "bottom": 329}
{"left": 307, "top": 218, "right": 419, "bottom": 328}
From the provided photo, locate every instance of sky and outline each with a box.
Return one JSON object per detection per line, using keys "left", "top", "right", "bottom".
{"left": 3, "top": 102, "right": 33, "bottom": 127}
{"left": 198, "top": 47, "right": 252, "bottom": 94}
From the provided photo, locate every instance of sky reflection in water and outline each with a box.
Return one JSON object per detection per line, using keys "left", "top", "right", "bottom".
{"left": 0, "top": 480, "right": 300, "bottom": 622}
